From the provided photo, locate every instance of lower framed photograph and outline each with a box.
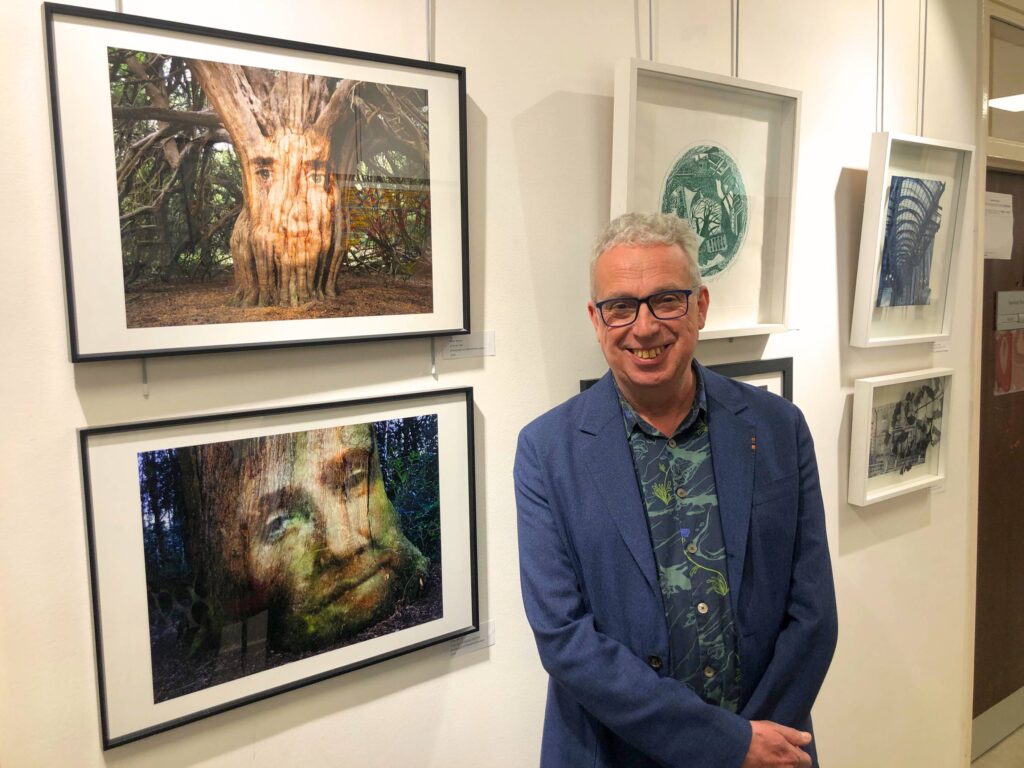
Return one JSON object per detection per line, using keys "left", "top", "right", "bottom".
{"left": 80, "top": 387, "right": 477, "bottom": 748}
{"left": 848, "top": 368, "right": 952, "bottom": 506}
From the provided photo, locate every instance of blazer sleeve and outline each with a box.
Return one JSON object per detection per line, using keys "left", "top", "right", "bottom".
{"left": 739, "top": 409, "right": 839, "bottom": 726}
{"left": 515, "top": 426, "right": 753, "bottom": 768}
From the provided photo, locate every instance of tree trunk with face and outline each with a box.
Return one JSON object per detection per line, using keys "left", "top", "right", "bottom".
{"left": 188, "top": 62, "right": 360, "bottom": 307}
{"left": 175, "top": 424, "right": 429, "bottom": 653}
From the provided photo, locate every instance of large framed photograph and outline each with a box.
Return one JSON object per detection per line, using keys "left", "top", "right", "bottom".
{"left": 850, "top": 133, "right": 973, "bottom": 347}
{"left": 45, "top": 3, "right": 469, "bottom": 361}
{"left": 610, "top": 58, "right": 800, "bottom": 339}
{"left": 80, "top": 388, "right": 477, "bottom": 747}
{"left": 848, "top": 368, "right": 952, "bottom": 506}
{"left": 580, "top": 357, "right": 793, "bottom": 401}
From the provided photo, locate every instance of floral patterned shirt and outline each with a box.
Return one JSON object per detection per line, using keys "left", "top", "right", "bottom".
{"left": 617, "top": 368, "right": 742, "bottom": 712}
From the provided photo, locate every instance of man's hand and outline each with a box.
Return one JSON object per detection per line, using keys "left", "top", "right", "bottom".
{"left": 741, "top": 721, "right": 813, "bottom": 767}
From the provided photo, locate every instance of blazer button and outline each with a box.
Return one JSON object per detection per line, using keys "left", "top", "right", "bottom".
{"left": 647, "top": 655, "right": 663, "bottom": 671}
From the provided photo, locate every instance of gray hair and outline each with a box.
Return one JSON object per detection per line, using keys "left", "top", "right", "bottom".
{"left": 590, "top": 212, "right": 702, "bottom": 298}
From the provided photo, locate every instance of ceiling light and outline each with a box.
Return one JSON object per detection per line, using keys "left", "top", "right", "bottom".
{"left": 989, "top": 94, "right": 1024, "bottom": 112}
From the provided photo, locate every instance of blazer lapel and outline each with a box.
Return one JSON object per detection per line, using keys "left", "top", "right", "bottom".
{"left": 578, "top": 374, "right": 660, "bottom": 596}
{"left": 703, "top": 365, "right": 755, "bottom": 617}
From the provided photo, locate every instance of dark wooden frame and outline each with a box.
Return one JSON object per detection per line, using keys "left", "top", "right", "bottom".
{"left": 580, "top": 357, "right": 794, "bottom": 402}
{"left": 80, "top": 387, "right": 477, "bottom": 748}
{"left": 46, "top": 3, "right": 470, "bottom": 361}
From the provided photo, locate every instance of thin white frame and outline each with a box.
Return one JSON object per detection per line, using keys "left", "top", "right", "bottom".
{"left": 80, "top": 387, "right": 477, "bottom": 748}
{"left": 850, "top": 132, "right": 974, "bottom": 347}
{"left": 848, "top": 367, "right": 953, "bottom": 506}
{"left": 610, "top": 58, "right": 801, "bottom": 339}
{"left": 46, "top": 3, "right": 469, "bottom": 361}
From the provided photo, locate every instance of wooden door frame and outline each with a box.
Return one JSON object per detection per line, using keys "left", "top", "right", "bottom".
{"left": 972, "top": 2, "right": 1024, "bottom": 759}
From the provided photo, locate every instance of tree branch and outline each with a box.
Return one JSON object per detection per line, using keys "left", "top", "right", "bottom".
{"left": 312, "top": 79, "right": 359, "bottom": 139}
{"left": 188, "top": 60, "right": 267, "bottom": 147}
{"left": 111, "top": 106, "right": 224, "bottom": 129}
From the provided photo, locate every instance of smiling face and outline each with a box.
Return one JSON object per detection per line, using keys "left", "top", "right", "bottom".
{"left": 588, "top": 242, "right": 709, "bottom": 409}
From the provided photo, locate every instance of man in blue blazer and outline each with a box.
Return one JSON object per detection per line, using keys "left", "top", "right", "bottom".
{"left": 515, "top": 213, "right": 837, "bottom": 767}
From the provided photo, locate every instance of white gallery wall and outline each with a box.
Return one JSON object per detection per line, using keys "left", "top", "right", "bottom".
{"left": 0, "top": 0, "right": 979, "bottom": 766}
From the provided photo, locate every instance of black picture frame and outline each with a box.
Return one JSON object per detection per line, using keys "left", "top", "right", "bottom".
{"left": 46, "top": 3, "right": 469, "bottom": 361}
{"left": 580, "top": 357, "right": 793, "bottom": 402}
{"left": 80, "top": 387, "right": 477, "bottom": 748}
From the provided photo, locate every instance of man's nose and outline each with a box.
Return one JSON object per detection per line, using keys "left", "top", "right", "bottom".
{"left": 632, "top": 301, "right": 661, "bottom": 335}
{"left": 317, "top": 512, "right": 359, "bottom": 562}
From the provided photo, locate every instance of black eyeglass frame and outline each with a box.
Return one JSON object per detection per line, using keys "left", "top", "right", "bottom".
{"left": 594, "top": 289, "right": 695, "bottom": 328}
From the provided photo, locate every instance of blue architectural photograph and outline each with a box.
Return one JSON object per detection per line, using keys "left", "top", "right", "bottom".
{"left": 875, "top": 175, "right": 946, "bottom": 308}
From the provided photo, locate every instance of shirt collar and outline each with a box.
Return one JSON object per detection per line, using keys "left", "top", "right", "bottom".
{"left": 617, "top": 362, "right": 707, "bottom": 438}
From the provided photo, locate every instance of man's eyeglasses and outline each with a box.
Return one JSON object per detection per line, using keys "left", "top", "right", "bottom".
{"left": 594, "top": 289, "right": 694, "bottom": 328}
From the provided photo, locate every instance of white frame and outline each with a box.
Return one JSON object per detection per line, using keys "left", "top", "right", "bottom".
{"left": 610, "top": 58, "right": 800, "bottom": 339}
{"left": 848, "top": 367, "right": 953, "bottom": 506}
{"left": 850, "top": 132, "right": 974, "bottom": 347}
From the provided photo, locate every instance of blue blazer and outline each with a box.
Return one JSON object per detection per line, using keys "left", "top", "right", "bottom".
{"left": 515, "top": 366, "right": 838, "bottom": 767}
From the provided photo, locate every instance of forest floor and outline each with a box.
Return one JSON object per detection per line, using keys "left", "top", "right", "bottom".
{"left": 124, "top": 272, "right": 433, "bottom": 328}
{"left": 150, "top": 561, "right": 444, "bottom": 702}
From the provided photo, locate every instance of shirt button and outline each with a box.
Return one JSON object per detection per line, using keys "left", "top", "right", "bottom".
{"left": 703, "top": 665, "right": 715, "bottom": 679}
{"left": 675, "top": 487, "right": 687, "bottom": 499}
{"left": 697, "top": 602, "right": 709, "bottom": 615}
{"left": 647, "top": 655, "right": 663, "bottom": 671}
{"left": 686, "top": 543, "right": 698, "bottom": 554}
{"left": 667, "top": 438, "right": 677, "bottom": 448}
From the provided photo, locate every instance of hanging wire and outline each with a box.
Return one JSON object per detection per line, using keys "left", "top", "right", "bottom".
{"left": 876, "top": 0, "right": 885, "bottom": 132}
{"left": 648, "top": 0, "right": 654, "bottom": 61}
{"left": 917, "top": 0, "right": 928, "bottom": 136}
{"left": 633, "top": 0, "right": 642, "bottom": 58}
{"left": 425, "top": 0, "right": 435, "bottom": 62}
{"left": 426, "top": 0, "right": 436, "bottom": 375}
{"left": 141, "top": 358, "right": 150, "bottom": 398}
{"left": 731, "top": 0, "right": 740, "bottom": 78}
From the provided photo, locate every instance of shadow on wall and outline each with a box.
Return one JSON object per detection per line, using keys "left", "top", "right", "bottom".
{"left": 431, "top": 97, "right": 490, "bottom": 379}
{"left": 512, "top": 91, "right": 615, "bottom": 410}
{"left": 833, "top": 166, "right": 933, "bottom": 556}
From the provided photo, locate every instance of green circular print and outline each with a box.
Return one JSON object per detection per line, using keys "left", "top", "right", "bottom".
{"left": 661, "top": 143, "right": 748, "bottom": 279}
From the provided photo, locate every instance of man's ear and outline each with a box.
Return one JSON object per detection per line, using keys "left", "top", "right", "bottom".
{"left": 587, "top": 301, "right": 602, "bottom": 334}
{"left": 695, "top": 286, "right": 710, "bottom": 331}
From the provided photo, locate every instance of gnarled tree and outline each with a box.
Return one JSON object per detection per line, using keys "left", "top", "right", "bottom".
{"left": 109, "top": 49, "right": 430, "bottom": 307}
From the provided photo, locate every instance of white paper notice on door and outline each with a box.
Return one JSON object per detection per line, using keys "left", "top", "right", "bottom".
{"left": 985, "top": 191, "right": 1014, "bottom": 260}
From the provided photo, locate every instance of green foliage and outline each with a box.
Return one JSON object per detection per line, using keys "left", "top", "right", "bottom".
{"left": 374, "top": 416, "right": 441, "bottom": 562}
{"left": 345, "top": 156, "right": 431, "bottom": 280}
{"left": 385, "top": 449, "right": 441, "bottom": 561}
{"left": 651, "top": 462, "right": 672, "bottom": 505}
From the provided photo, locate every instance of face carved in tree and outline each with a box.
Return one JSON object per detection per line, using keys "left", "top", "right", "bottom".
{"left": 183, "top": 423, "right": 428, "bottom": 652}
{"left": 244, "top": 131, "right": 338, "bottom": 308}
